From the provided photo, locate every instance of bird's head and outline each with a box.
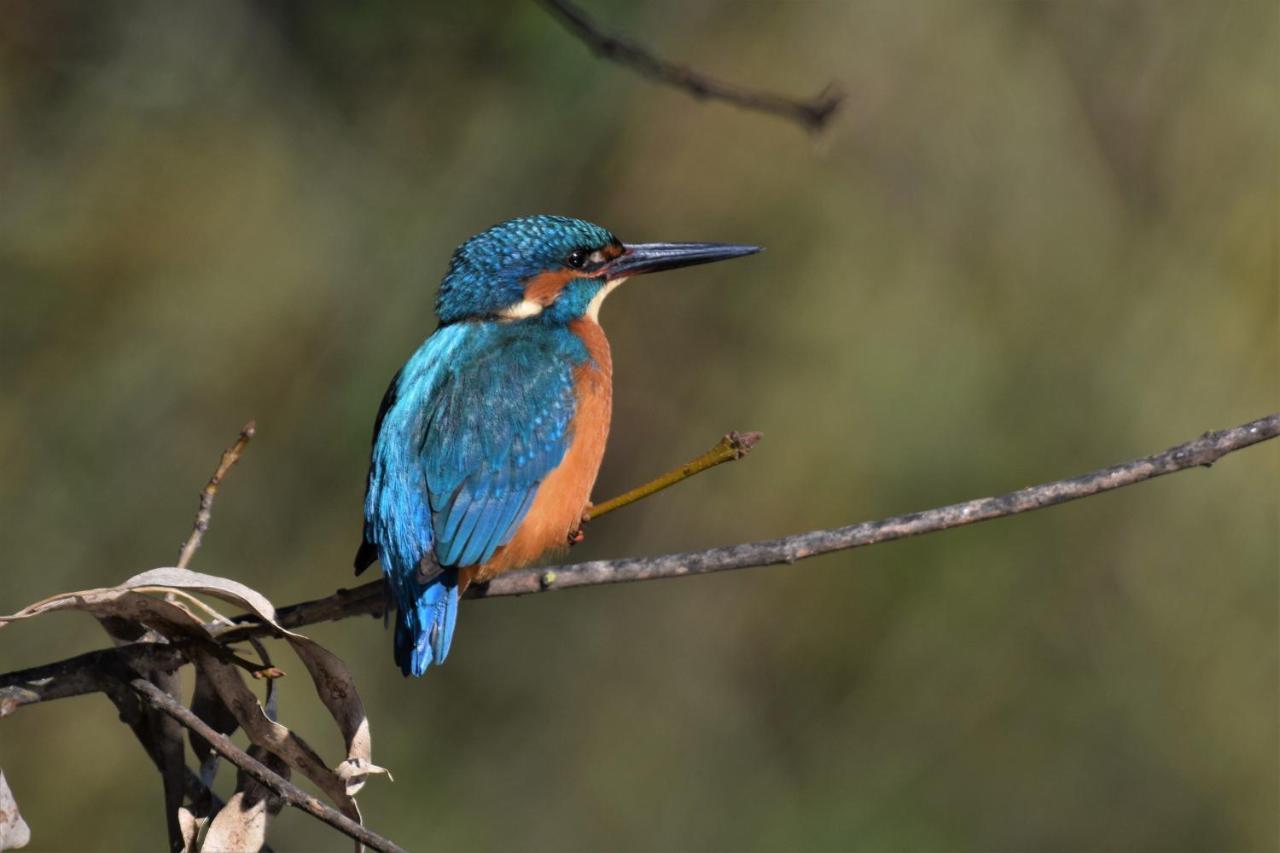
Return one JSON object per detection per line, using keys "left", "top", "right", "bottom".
{"left": 435, "top": 215, "right": 760, "bottom": 326}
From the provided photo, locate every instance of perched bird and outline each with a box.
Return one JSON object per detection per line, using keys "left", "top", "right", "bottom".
{"left": 355, "top": 215, "right": 760, "bottom": 676}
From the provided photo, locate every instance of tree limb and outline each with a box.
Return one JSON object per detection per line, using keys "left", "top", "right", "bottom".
{"left": 3, "top": 412, "right": 1276, "bottom": 705}
{"left": 539, "top": 0, "right": 842, "bottom": 131}
{"left": 254, "top": 410, "right": 1280, "bottom": 614}
{"left": 127, "top": 678, "right": 406, "bottom": 853}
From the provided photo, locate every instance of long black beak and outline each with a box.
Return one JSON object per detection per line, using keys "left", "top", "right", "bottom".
{"left": 602, "top": 241, "right": 762, "bottom": 280}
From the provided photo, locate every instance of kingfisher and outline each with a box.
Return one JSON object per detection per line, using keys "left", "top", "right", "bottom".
{"left": 354, "top": 215, "right": 760, "bottom": 676}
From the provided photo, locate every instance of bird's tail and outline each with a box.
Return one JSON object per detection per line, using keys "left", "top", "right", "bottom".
{"left": 390, "top": 568, "right": 460, "bottom": 677}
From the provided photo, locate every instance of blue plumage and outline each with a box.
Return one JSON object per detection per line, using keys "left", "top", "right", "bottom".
{"left": 361, "top": 313, "right": 590, "bottom": 676}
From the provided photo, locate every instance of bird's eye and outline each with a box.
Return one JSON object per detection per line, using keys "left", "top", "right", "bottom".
{"left": 566, "top": 248, "right": 588, "bottom": 269}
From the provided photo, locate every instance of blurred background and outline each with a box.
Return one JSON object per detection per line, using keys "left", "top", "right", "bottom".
{"left": 1, "top": 1, "right": 1275, "bottom": 850}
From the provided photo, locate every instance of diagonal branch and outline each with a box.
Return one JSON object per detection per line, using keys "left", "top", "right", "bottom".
{"left": 539, "top": 0, "right": 842, "bottom": 131}
{"left": 127, "top": 678, "right": 406, "bottom": 853}
{"left": 3, "top": 413, "right": 1277, "bottom": 707}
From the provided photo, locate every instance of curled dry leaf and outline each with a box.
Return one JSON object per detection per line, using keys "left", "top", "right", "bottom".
{"left": 335, "top": 758, "right": 392, "bottom": 798}
{"left": 0, "top": 584, "right": 209, "bottom": 639}
{"left": 287, "top": 638, "right": 389, "bottom": 796}
{"left": 200, "top": 747, "right": 288, "bottom": 853}
{"left": 0, "top": 772, "right": 30, "bottom": 851}
{"left": 178, "top": 806, "right": 204, "bottom": 853}
{"left": 200, "top": 791, "right": 266, "bottom": 853}
{"left": 120, "top": 569, "right": 282, "bottom": 630}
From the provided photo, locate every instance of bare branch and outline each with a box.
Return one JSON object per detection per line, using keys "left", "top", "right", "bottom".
{"left": 486, "top": 412, "right": 1280, "bottom": 594}
{"left": 539, "top": 0, "right": 842, "bottom": 131}
{"left": 176, "top": 421, "right": 256, "bottom": 570}
{"left": 1, "top": 644, "right": 186, "bottom": 716}
{"left": 127, "top": 678, "right": 406, "bottom": 853}
{"left": 208, "top": 411, "right": 1280, "bottom": 628}
{"left": 3, "top": 413, "right": 1277, "bottom": 706}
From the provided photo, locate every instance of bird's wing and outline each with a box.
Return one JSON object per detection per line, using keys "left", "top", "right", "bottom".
{"left": 421, "top": 333, "right": 576, "bottom": 568}
{"left": 354, "top": 369, "right": 404, "bottom": 575}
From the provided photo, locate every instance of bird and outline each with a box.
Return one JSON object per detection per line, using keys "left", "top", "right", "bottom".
{"left": 354, "top": 215, "right": 760, "bottom": 676}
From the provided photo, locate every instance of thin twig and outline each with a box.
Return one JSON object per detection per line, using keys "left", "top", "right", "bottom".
{"left": 586, "top": 430, "right": 762, "bottom": 522}
{"left": 127, "top": 678, "right": 407, "bottom": 853}
{"left": 4, "top": 413, "right": 1277, "bottom": 704}
{"left": 539, "top": 0, "right": 842, "bottom": 131}
{"left": 176, "top": 421, "right": 256, "bottom": 569}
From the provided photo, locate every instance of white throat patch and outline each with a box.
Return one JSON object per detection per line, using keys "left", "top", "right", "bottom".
{"left": 586, "top": 277, "right": 626, "bottom": 322}
{"left": 497, "top": 276, "right": 627, "bottom": 323}
{"left": 496, "top": 299, "right": 545, "bottom": 320}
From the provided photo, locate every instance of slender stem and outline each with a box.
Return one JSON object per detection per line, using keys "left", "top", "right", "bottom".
{"left": 176, "top": 421, "right": 256, "bottom": 569}
{"left": 127, "top": 678, "right": 407, "bottom": 853}
{"left": 539, "top": 0, "right": 842, "bottom": 131}
{"left": 586, "top": 430, "right": 762, "bottom": 521}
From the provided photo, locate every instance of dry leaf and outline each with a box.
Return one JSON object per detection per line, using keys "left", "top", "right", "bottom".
{"left": 286, "top": 638, "right": 387, "bottom": 796}
{"left": 335, "top": 758, "right": 392, "bottom": 798}
{"left": 0, "top": 772, "right": 31, "bottom": 851}
{"left": 200, "top": 791, "right": 267, "bottom": 853}
{"left": 201, "top": 746, "right": 287, "bottom": 853}
{"left": 177, "top": 806, "right": 204, "bottom": 853}
{"left": 0, "top": 585, "right": 209, "bottom": 639}
{"left": 120, "top": 569, "right": 284, "bottom": 631}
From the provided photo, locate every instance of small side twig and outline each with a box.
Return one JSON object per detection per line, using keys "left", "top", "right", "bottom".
{"left": 127, "top": 678, "right": 406, "bottom": 853}
{"left": 539, "top": 0, "right": 842, "bottom": 131}
{"left": 176, "top": 421, "right": 256, "bottom": 570}
{"left": 586, "top": 430, "right": 762, "bottom": 521}
{"left": 196, "top": 637, "right": 285, "bottom": 681}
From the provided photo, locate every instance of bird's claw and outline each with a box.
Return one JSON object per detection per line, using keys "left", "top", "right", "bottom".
{"left": 567, "top": 502, "right": 594, "bottom": 547}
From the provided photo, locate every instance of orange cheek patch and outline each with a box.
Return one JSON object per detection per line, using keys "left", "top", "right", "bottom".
{"left": 524, "top": 270, "right": 576, "bottom": 305}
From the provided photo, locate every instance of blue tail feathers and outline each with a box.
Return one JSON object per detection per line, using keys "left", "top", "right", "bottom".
{"left": 391, "top": 568, "right": 460, "bottom": 677}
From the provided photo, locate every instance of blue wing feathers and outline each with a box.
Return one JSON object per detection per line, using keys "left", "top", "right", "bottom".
{"left": 362, "top": 322, "right": 584, "bottom": 676}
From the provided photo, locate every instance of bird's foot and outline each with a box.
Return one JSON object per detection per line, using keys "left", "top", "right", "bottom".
{"left": 567, "top": 503, "right": 593, "bottom": 547}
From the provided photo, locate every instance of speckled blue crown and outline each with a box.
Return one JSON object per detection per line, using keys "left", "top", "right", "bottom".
{"left": 435, "top": 215, "right": 617, "bottom": 324}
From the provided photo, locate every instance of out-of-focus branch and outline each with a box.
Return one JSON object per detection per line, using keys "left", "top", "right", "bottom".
{"left": 539, "top": 0, "right": 842, "bottom": 131}
{"left": 176, "top": 421, "right": 256, "bottom": 569}
{"left": 127, "top": 678, "right": 406, "bottom": 853}
{"left": 3, "top": 413, "right": 1277, "bottom": 705}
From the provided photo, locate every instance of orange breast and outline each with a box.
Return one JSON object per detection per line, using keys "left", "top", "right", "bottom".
{"left": 461, "top": 318, "right": 612, "bottom": 589}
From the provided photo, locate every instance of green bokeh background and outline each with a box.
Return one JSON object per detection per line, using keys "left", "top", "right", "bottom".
{"left": 1, "top": 2, "right": 1276, "bottom": 850}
